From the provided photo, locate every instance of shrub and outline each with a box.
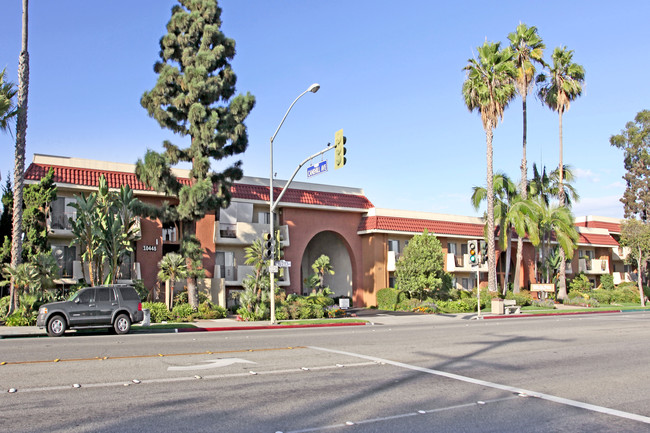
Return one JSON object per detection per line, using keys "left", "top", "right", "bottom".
{"left": 532, "top": 299, "right": 555, "bottom": 309}
{"left": 569, "top": 274, "right": 592, "bottom": 292}
{"left": 142, "top": 302, "right": 172, "bottom": 323}
{"left": 564, "top": 296, "right": 599, "bottom": 307}
{"left": 275, "top": 306, "right": 289, "bottom": 321}
{"left": 376, "top": 288, "right": 400, "bottom": 310}
{"left": 505, "top": 290, "right": 534, "bottom": 306}
{"left": 599, "top": 274, "right": 614, "bottom": 291}
{"left": 589, "top": 289, "right": 612, "bottom": 304}
{"left": 4, "top": 312, "right": 32, "bottom": 326}
{"left": 435, "top": 298, "right": 477, "bottom": 313}
{"left": 132, "top": 279, "right": 149, "bottom": 301}
{"left": 610, "top": 288, "right": 640, "bottom": 304}
{"left": 171, "top": 303, "right": 195, "bottom": 322}
{"left": 196, "top": 302, "right": 227, "bottom": 319}
{"left": 174, "top": 290, "right": 211, "bottom": 305}
{"left": 326, "top": 306, "right": 345, "bottom": 318}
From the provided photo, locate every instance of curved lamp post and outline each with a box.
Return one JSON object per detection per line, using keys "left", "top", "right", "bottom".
{"left": 269, "top": 83, "right": 320, "bottom": 323}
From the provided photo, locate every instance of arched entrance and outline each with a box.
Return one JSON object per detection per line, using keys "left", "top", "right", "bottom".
{"left": 300, "top": 231, "right": 352, "bottom": 297}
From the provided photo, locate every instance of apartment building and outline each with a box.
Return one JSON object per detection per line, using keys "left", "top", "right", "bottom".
{"left": 23, "top": 154, "right": 626, "bottom": 307}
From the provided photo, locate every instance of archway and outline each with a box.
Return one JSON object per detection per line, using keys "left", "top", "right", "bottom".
{"left": 300, "top": 231, "right": 352, "bottom": 297}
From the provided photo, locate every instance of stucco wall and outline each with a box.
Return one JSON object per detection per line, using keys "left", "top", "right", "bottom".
{"left": 281, "top": 207, "right": 366, "bottom": 305}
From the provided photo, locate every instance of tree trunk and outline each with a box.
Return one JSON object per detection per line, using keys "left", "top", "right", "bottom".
{"left": 485, "top": 122, "right": 497, "bottom": 292}
{"left": 638, "top": 252, "right": 646, "bottom": 307}
{"left": 503, "top": 234, "right": 512, "bottom": 296}
{"left": 557, "top": 110, "right": 567, "bottom": 301}
{"left": 9, "top": 0, "right": 29, "bottom": 315}
{"left": 514, "top": 94, "right": 528, "bottom": 294}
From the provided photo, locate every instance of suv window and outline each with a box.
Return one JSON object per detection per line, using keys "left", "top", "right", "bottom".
{"left": 77, "top": 288, "right": 95, "bottom": 304}
{"left": 118, "top": 286, "right": 140, "bottom": 301}
{"left": 96, "top": 287, "right": 115, "bottom": 302}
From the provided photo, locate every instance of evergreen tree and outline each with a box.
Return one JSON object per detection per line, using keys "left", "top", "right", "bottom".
{"left": 610, "top": 110, "right": 650, "bottom": 220}
{"left": 136, "top": 0, "right": 255, "bottom": 222}
{"left": 137, "top": 0, "right": 254, "bottom": 307}
{"left": 395, "top": 229, "right": 449, "bottom": 299}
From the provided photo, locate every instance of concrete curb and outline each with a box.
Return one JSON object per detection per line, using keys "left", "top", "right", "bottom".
{"left": 482, "top": 309, "right": 636, "bottom": 320}
{"left": 176, "top": 322, "right": 368, "bottom": 333}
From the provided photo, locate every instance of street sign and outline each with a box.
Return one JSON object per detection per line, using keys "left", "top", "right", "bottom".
{"left": 268, "top": 265, "right": 279, "bottom": 273}
{"left": 276, "top": 260, "right": 292, "bottom": 268}
{"left": 307, "top": 160, "right": 328, "bottom": 177}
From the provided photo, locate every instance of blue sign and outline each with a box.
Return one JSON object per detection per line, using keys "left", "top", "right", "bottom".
{"left": 307, "top": 160, "right": 328, "bottom": 177}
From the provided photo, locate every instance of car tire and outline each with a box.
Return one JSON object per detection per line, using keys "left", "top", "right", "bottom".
{"left": 114, "top": 314, "right": 131, "bottom": 335}
{"left": 47, "top": 315, "right": 66, "bottom": 337}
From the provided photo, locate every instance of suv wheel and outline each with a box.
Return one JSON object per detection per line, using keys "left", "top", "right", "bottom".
{"left": 114, "top": 314, "right": 131, "bottom": 335}
{"left": 47, "top": 315, "right": 66, "bottom": 337}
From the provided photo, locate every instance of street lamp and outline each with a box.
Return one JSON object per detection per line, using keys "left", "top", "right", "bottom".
{"left": 269, "top": 83, "right": 320, "bottom": 323}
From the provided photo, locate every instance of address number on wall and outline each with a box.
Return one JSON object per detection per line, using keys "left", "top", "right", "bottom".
{"left": 142, "top": 245, "right": 157, "bottom": 252}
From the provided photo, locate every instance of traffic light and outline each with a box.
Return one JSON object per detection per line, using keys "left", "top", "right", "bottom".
{"left": 263, "top": 233, "right": 274, "bottom": 260}
{"left": 334, "top": 129, "right": 347, "bottom": 169}
{"left": 274, "top": 229, "right": 284, "bottom": 261}
{"left": 467, "top": 240, "right": 478, "bottom": 265}
{"left": 480, "top": 240, "right": 488, "bottom": 264}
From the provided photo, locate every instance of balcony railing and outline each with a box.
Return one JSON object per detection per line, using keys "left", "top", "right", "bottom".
{"left": 49, "top": 212, "right": 76, "bottom": 231}
{"left": 612, "top": 246, "right": 630, "bottom": 261}
{"left": 214, "top": 221, "right": 290, "bottom": 247}
{"left": 578, "top": 258, "right": 609, "bottom": 275}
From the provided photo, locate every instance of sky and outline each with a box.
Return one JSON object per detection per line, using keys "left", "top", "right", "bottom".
{"left": 1, "top": 0, "right": 648, "bottom": 219}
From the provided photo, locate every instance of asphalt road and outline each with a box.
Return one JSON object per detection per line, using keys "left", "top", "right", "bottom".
{"left": 2, "top": 312, "right": 650, "bottom": 432}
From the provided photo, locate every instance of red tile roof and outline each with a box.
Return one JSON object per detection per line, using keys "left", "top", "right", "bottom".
{"left": 25, "top": 162, "right": 373, "bottom": 210}
{"left": 359, "top": 216, "right": 484, "bottom": 237}
{"left": 578, "top": 232, "right": 619, "bottom": 247}
{"left": 575, "top": 220, "right": 621, "bottom": 233}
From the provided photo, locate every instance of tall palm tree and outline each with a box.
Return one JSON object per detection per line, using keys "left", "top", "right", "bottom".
{"left": 463, "top": 41, "right": 517, "bottom": 292}
{"left": 9, "top": 0, "right": 30, "bottom": 315}
{"left": 537, "top": 47, "right": 585, "bottom": 206}
{"left": 0, "top": 68, "right": 17, "bottom": 136}
{"left": 471, "top": 173, "right": 517, "bottom": 293}
{"left": 508, "top": 23, "right": 545, "bottom": 292}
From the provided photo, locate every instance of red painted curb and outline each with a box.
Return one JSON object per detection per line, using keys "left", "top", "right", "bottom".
{"left": 483, "top": 310, "right": 622, "bottom": 319}
{"left": 177, "top": 322, "right": 368, "bottom": 332}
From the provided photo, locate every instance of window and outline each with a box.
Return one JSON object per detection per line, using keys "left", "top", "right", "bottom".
{"left": 77, "top": 289, "right": 94, "bottom": 304}
{"left": 389, "top": 275, "right": 396, "bottom": 288}
{"left": 461, "top": 278, "right": 472, "bottom": 291}
{"left": 162, "top": 223, "right": 178, "bottom": 242}
{"left": 50, "top": 197, "right": 77, "bottom": 230}
{"left": 448, "top": 242, "right": 457, "bottom": 255}
{"left": 96, "top": 287, "right": 115, "bottom": 302}
{"left": 388, "top": 240, "right": 400, "bottom": 253}
{"left": 52, "top": 245, "right": 76, "bottom": 278}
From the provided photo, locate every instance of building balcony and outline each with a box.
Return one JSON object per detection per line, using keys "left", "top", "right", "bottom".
{"left": 214, "top": 264, "right": 290, "bottom": 287}
{"left": 611, "top": 246, "right": 630, "bottom": 262}
{"left": 578, "top": 258, "right": 609, "bottom": 275}
{"left": 613, "top": 271, "right": 636, "bottom": 285}
{"left": 446, "top": 253, "right": 487, "bottom": 273}
{"left": 47, "top": 212, "right": 76, "bottom": 236}
{"left": 214, "top": 221, "right": 290, "bottom": 247}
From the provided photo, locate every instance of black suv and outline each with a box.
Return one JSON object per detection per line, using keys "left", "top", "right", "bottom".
{"left": 37, "top": 285, "right": 144, "bottom": 337}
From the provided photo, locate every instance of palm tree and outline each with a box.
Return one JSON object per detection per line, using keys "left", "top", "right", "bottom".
{"left": 311, "top": 254, "right": 335, "bottom": 292}
{"left": 537, "top": 47, "right": 585, "bottom": 206}
{"left": 508, "top": 23, "right": 545, "bottom": 292}
{"left": 463, "top": 41, "right": 517, "bottom": 291}
{"left": 9, "top": 0, "right": 30, "bottom": 315}
{"left": 0, "top": 68, "right": 17, "bottom": 136}
{"left": 523, "top": 197, "right": 578, "bottom": 299}
{"left": 472, "top": 173, "right": 520, "bottom": 294}
{"left": 157, "top": 252, "right": 187, "bottom": 310}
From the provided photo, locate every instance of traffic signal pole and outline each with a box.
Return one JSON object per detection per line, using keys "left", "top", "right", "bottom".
{"left": 268, "top": 142, "right": 336, "bottom": 323}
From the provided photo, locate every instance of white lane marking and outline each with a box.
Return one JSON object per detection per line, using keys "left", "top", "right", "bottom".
{"left": 283, "top": 396, "right": 520, "bottom": 433}
{"left": 309, "top": 346, "right": 650, "bottom": 425}
{"left": 6, "top": 362, "right": 377, "bottom": 394}
{"left": 167, "top": 358, "right": 255, "bottom": 371}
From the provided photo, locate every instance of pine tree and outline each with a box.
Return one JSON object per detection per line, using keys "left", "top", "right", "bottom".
{"left": 137, "top": 0, "right": 254, "bottom": 309}
{"left": 136, "top": 0, "right": 255, "bottom": 222}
